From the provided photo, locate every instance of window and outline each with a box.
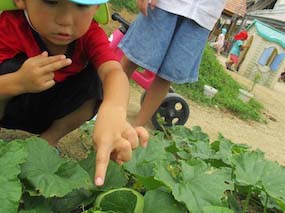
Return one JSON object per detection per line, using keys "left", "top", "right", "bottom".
{"left": 270, "top": 53, "right": 285, "bottom": 71}
{"left": 258, "top": 47, "right": 284, "bottom": 72}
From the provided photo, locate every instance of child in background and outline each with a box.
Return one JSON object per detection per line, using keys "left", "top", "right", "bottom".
{"left": 211, "top": 28, "right": 227, "bottom": 55}
{"left": 225, "top": 30, "right": 248, "bottom": 71}
{"left": 119, "top": 0, "right": 226, "bottom": 127}
{"left": 0, "top": 0, "right": 148, "bottom": 186}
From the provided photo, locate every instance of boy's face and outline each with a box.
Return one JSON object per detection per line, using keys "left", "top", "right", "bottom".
{"left": 14, "top": 0, "right": 99, "bottom": 46}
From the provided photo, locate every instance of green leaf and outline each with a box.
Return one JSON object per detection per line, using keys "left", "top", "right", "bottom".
{"left": 135, "top": 176, "right": 164, "bottom": 190}
{"left": 203, "top": 206, "right": 233, "bottom": 213}
{"left": 212, "top": 138, "right": 234, "bottom": 165}
{"left": 21, "top": 188, "right": 95, "bottom": 213}
{"left": 95, "top": 188, "right": 144, "bottom": 213}
{"left": 123, "top": 137, "right": 172, "bottom": 190}
{"left": 143, "top": 189, "right": 187, "bottom": 213}
{"left": 165, "top": 126, "right": 193, "bottom": 141}
{"left": 20, "top": 137, "right": 91, "bottom": 198}
{"left": 189, "top": 126, "right": 210, "bottom": 142}
{"left": 155, "top": 160, "right": 233, "bottom": 212}
{"left": 124, "top": 138, "right": 171, "bottom": 177}
{"left": 233, "top": 151, "right": 285, "bottom": 209}
{"left": 191, "top": 141, "right": 215, "bottom": 160}
{"left": 227, "top": 193, "right": 242, "bottom": 213}
{"left": 261, "top": 161, "right": 285, "bottom": 209}
{"left": 0, "top": 177, "right": 23, "bottom": 213}
{"left": 233, "top": 151, "right": 266, "bottom": 187}
{"left": 167, "top": 126, "right": 210, "bottom": 143}
{"left": 19, "top": 193, "right": 53, "bottom": 213}
{"left": 0, "top": 140, "right": 27, "bottom": 178}
{"left": 19, "top": 210, "right": 51, "bottom": 213}
{"left": 167, "top": 126, "right": 210, "bottom": 151}
{"left": 212, "top": 135, "right": 249, "bottom": 166}
{"left": 0, "top": 141, "right": 27, "bottom": 212}
{"left": 80, "top": 151, "right": 127, "bottom": 191}
{"left": 49, "top": 188, "right": 95, "bottom": 212}
{"left": 259, "top": 192, "right": 283, "bottom": 212}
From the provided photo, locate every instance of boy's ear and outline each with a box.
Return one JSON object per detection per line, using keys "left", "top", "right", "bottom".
{"left": 13, "top": 0, "right": 26, "bottom": 9}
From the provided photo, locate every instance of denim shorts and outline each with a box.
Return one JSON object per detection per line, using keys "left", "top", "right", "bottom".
{"left": 118, "top": 7, "right": 210, "bottom": 84}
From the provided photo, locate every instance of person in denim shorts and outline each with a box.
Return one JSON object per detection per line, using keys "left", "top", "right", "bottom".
{"left": 119, "top": 0, "right": 226, "bottom": 127}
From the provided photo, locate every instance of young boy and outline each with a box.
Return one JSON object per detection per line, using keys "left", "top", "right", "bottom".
{"left": 0, "top": 0, "right": 148, "bottom": 186}
{"left": 119, "top": 0, "right": 226, "bottom": 127}
{"left": 225, "top": 30, "right": 248, "bottom": 71}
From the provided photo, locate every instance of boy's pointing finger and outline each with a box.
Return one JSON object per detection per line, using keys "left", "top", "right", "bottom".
{"left": 94, "top": 146, "right": 111, "bottom": 186}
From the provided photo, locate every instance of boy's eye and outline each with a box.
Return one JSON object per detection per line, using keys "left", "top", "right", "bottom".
{"left": 42, "top": 0, "right": 59, "bottom": 5}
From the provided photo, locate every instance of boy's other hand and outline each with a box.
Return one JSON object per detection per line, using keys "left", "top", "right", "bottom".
{"left": 17, "top": 51, "right": 72, "bottom": 93}
{"left": 93, "top": 107, "right": 149, "bottom": 186}
{"left": 137, "top": 0, "right": 157, "bottom": 16}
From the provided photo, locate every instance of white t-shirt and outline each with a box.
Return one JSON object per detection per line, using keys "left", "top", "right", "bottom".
{"left": 155, "top": 0, "right": 226, "bottom": 30}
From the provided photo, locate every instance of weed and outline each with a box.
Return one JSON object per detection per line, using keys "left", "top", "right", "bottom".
{"left": 109, "top": 0, "right": 139, "bottom": 13}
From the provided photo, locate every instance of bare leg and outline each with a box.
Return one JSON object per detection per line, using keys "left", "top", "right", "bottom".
{"left": 216, "top": 47, "right": 222, "bottom": 55}
{"left": 41, "top": 99, "right": 95, "bottom": 146}
{"left": 121, "top": 56, "right": 139, "bottom": 78}
{"left": 225, "top": 60, "right": 234, "bottom": 70}
{"left": 134, "top": 76, "right": 170, "bottom": 127}
{"left": 121, "top": 56, "right": 171, "bottom": 127}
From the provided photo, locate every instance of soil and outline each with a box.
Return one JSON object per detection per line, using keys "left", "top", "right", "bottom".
{"left": 0, "top": 10, "right": 284, "bottom": 166}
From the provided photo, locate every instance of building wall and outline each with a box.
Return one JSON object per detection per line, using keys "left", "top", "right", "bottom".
{"left": 239, "top": 27, "right": 285, "bottom": 88}
{"left": 275, "top": 0, "right": 285, "bottom": 9}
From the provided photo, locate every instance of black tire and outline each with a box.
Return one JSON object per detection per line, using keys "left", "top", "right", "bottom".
{"left": 151, "top": 93, "right": 190, "bottom": 131}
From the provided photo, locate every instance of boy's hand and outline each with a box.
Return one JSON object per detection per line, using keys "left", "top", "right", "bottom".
{"left": 137, "top": 0, "right": 157, "bottom": 16}
{"left": 93, "top": 106, "right": 149, "bottom": 186}
{"left": 17, "top": 51, "right": 72, "bottom": 93}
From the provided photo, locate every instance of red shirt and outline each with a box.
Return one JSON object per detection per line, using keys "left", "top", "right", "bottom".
{"left": 0, "top": 11, "right": 118, "bottom": 82}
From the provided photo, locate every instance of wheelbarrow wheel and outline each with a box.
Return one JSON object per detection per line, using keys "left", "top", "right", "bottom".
{"left": 151, "top": 93, "right": 190, "bottom": 131}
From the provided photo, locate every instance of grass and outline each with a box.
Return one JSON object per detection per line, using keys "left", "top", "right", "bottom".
{"left": 109, "top": 0, "right": 139, "bottom": 13}
{"left": 173, "top": 46, "right": 263, "bottom": 121}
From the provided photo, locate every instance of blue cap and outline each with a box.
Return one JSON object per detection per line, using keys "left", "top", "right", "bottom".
{"left": 0, "top": 0, "right": 109, "bottom": 10}
{"left": 69, "top": 0, "right": 109, "bottom": 5}
{"left": 0, "top": 0, "right": 110, "bottom": 24}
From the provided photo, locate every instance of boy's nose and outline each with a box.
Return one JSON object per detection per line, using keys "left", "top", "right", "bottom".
{"left": 55, "top": 12, "right": 73, "bottom": 26}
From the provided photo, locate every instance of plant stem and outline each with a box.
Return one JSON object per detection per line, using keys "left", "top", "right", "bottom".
{"left": 80, "top": 140, "right": 89, "bottom": 152}
{"left": 243, "top": 188, "right": 252, "bottom": 213}
{"left": 264, "top": 193, "right": 268, "bottom": 213}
